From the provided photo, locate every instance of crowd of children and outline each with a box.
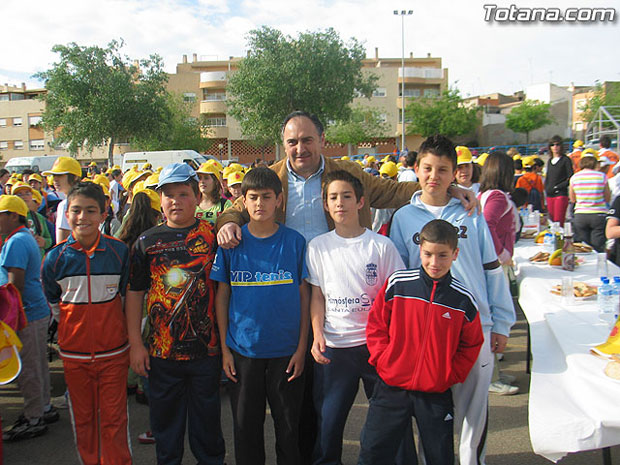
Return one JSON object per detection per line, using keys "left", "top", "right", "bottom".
{"left": 0, "top": 133, "right": 529, "bottom": 465}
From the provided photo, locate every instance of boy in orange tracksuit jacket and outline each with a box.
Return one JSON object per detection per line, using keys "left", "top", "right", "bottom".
{"left": 42, "top": 182, "right": 131, "bottom": 465}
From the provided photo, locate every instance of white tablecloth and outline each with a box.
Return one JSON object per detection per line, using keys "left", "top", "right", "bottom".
{"left": 514, "top": 241, "right": 620, "bottom": 462}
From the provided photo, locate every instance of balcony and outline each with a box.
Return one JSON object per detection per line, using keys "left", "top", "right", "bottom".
{"left": 200, "top": 71, "right": 228, "bottom": 88}
{"left": 204, "top": 126, "right": 228, "bottom": 139}
{"left": 398, "top": 67, "right": 444, "bottom": 85}
{"left": 200, "top": 100, "right": 227, "bottom": 114}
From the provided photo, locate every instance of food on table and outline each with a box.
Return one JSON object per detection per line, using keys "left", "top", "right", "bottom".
{"left": 535, "top": 230, "right": 550, "bottom": 244}
{"left": 604, "top": 359, "right": 620, "bottom": 380}
{"left": 550, "top": 281, "right": 597, "bottom": 297}
{"left": 529, "top": 251, "right": 550, "bottom": 262}
{"left": 548, "top": 249, "right": 562, "bottom": 266}
{"left": 573, "top": 243, "right": 593, "bottom": 253}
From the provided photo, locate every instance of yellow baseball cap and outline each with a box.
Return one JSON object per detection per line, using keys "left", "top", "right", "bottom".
{"left": 144, "top": 172, "right": 160, "bottom": 189}
{"left": 205, "top": 159, "right": 223, "bottom": 172}
{"left": 0, "top": 195, "right": 29, "bottom": 217}
{"left": 142, "top": 163, "right": 153, "bottom": 171}
{"left": 134, "top": 188, "right": 161, "bottom": 212}
{"left": 88, "top": 161, "right": 97, "bottom": 167}
{"left": 28, "top": 173, "right": 43, "bottom": 184}
{"left": 512, "top": 154, "right": 522, "bottom": 161}
{"left": 227, "top": 171, "right": 245, "bottom": 186}
{"left": 228, "top": 163, "right": 244, "bottom": 173}
{"left": 93, "top": 174, "right": 110, "bottom": 188}
{"left": 42, "top": 156, "right": 82, "bottom": 177}
{"left": 456, "top": 146, "right": 473, "bottom": 165}
{"left": 573, "top": 140, "right": 584, "bottom": 148}
{"left": 366, "top": 156, "right": 376, "bottom": 164}
{"left": 475, "top": 152, "right": 489, "bottom": 166}
{"left": 522, "top": 155, "right": 536, "bottom": 168}
{"left": 0, "top": 321, "right": 23, "bottom": 385}
{"left": 379, "top": 161, "right": 398, "bottom": 178}
{"left": 196, "top": 162, "right": 222, "bottom": 181}
{"left": 581, "top": 148, "right": 599, "bottom": 160}
{"left": 341, "top": 156, "right": 350, "bottom": 161}
{"left": 31, "top": 189, "right": 42, "bottom": 205}
{"left": 10, "top": 182, "right": 33, "bottom": 196}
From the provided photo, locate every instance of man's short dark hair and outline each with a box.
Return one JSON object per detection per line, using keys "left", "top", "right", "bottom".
{"left": 67, "top": 182, "right": 106, "bottom": 213}
{"left": 0, "top": 169, "right": 8, "bottom": 178}
{"left": 322, "top": 170, "right": 364, "bottom": 202}
{"left": 514, "top": 159, "right": 523, "bottom": 170}
{"left": 417, "top": 135, "right": 457, "bottom": 169}
{"left": 601, "top": 135, "right": 612, "bottom": 149}
{"left": 111, "top": 169, "right": 122, "bottom": 178}
{"left": 405, "top": 151, "right": 417, "bottom": 167}
{"left": 22, "top": 169, "right": 34, "bottom": 177}
{"left": 241, "top": 167, "right": 282, "bottom": 196}
{"left": 419, "top": 219, "right": 458, "bottom": 250}
{"left": 281, "top": 111, "right": 324, "bottom": 137}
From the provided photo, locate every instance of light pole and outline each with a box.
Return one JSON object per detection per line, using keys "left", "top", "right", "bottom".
{"left": 394, "top": 9, "right": 412, "bottom": 152}
{"left": 218, "top": 143, "right": 224, "bottom": 161}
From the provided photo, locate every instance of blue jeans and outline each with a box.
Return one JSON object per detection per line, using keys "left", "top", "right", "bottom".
{"left": 149, "top": 356, "right": 225, "bottom": 465}
{"left": 313, "top": 345, "right": 416, "bottom": 465}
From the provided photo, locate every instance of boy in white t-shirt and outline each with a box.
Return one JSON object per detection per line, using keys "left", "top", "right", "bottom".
{"left": 306, "top": 170, "right": 414, "bottom": 465}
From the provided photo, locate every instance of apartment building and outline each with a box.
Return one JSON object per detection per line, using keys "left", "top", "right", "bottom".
{"left": 168, "top": 50, "right": 448, "bottom": 164}
{"left": 0, "top": 84, "right": 126, "bottom": 167}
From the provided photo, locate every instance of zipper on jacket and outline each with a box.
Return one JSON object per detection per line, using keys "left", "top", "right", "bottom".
{"left": 85, "top": 252, "right": 95, "bottom": 362}
{"left": 411, "top": 279, "right": 438, "bottom": 384}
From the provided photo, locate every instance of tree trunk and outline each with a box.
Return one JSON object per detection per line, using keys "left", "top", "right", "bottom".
{"left": 347, "top": 143, "right": 352, "bottom": 157}
{"left": 108, "top": 137, "right": 115, "bottom": 167}
{"left": 526, "top": 132, "right": 530, "bottom": 144}
{"left": 275, "top": 143, "right": 281, "bottom": 161}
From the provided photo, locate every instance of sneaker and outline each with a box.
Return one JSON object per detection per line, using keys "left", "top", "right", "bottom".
{"left": 499, "top": 373, "right": 516, "bottom": 384}
{"left": 138, "top": 431, "right": 156, "bottom": 445}
{"left": 43, "top": 406, "right": 60, "bottom": 424}
{"left": 2, "top": 416, "right": 48, "bottom": 441}
{"left": 488, "top": 380, "right": 519, "bottom": 396}
{"left": 496, "top": 353, "right": 504, "bottom": 361}
{"left": 135, "top": 389, "right": 148, "bottom": 406}
{"left": 51, "top": 393, "right": 69, "bottom": 409}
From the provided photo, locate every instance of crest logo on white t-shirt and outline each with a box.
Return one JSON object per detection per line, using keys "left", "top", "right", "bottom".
{"left": 365, "top": 263, "right": 378, "bottom": 286}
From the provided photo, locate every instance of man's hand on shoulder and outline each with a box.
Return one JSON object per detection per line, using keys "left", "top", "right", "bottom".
{"left": 448, "top": 184, "right": 480, "bottom": 215}
{"left": 216, "top": 222, "right": 242, "bottom": 249}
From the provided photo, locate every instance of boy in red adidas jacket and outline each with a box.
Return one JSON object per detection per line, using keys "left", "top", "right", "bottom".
{"left": 359, "top": 219, "right": 483, "bottom": 465}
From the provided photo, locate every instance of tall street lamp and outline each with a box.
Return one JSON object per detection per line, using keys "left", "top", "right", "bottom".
{"left": 394, "top": 9, "right": 413, "bottom": 152}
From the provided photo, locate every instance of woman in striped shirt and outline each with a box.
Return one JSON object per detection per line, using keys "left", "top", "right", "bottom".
{"left": 569, "top": 150, "right": 611, "bottom": 252}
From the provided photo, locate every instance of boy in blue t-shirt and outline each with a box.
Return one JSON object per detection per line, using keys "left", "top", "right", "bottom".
{"left": 211, "top": 167, "right": 309, "bottom": 465}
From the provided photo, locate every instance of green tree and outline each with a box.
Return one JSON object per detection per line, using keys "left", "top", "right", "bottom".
{"left": 505, "top": 99, "right": 554, "bottom": 143}
{"left": 34, "top": 40, "right": 169, "bottom": 164}
{"left": 582, "top": 81, "right": 620, "bottom": 123}
{"left": 404, "top": 88, "right": 478, "bottom": 138}
{"left": 131, "top": 93, "right": 212, "bottom": 153}
{"left": 325, "top": 106, "right": 390, "bottom": 155}
{"left": 227, "top": 27, "right": 378, "bottom": 146}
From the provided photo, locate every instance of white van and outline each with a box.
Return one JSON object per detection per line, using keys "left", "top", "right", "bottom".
{"left": 4, "top": 155, "right": 60, "bottom": 174}
{"left": 121, "top": 150, "right": 216, "bottom": 172}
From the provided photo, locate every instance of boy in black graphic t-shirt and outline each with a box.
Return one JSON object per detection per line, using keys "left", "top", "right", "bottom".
{"left": 126, "top": 163, "right": 224, "bottom": 465}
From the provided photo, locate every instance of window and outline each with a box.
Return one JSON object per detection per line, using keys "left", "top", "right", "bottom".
{"left": 13, "top": 117, "right": 23, "bottom": 127}
{"left": 575, "top": 122, "right": 584, "bottom": 131}
{"left": 423, "top": 89, "right": 439, "bottom": 98}
{"left": 13, "top": 140, "right": 23, "bottom": 150}
{"left": 575, "top": 99, "right": 587, "bottom": 113}
{"left": 0, "top": 94, "right": 8, "bottom": 102}
{"left": 205, "top": 117, "right": 226, "bottom": 127}
{"left": 183, "top": 92, "right": 196, "bottom": 103}
{"left": 0, "top": 141, "right": 8, "bottom": 149}
{"left": 402, "top": 88, "right": 421, "bottom": 98}
{"left": 202, "top": 90, "right": 227, "bottom": 101}
{"left": 30, "top": 139, "right": 44, "bottom": 150}
{"left": 29, "top": 115, "right": 42, "bottom": 126}
{"left": 10, "top": 93, "right": 24, "bottom": 101}
{"left": 0, "top": 119, "right": 6, "bottom": 127}
{"left": 372, "top": 87, "right": 387, "bottom": 98}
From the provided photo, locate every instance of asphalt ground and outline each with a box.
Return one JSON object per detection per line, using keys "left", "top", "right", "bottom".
{"left": 2, "top": 304, "right": 619, "bottom": 464}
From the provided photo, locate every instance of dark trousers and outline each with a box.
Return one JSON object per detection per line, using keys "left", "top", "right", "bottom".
{"left": 229, "top": 350, "right": 305, "bottom": 465}
{"left": 313, "top": 345, "right": 416, "bottom": 465}
{"left": 574, "top": 212, "right": 607, "bottom": 252}
{"left": 359, "top": 379, "right": 454, "bottom": 465}
{"left": 149, "top": 356, "right": 225, "bottom": 465}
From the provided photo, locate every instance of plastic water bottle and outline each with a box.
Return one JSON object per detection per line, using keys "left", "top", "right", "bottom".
{"left": 598, "top": 277, "right": 616, "bottom": 327}
{"left": 612, "top": 277, "right": 620, "bottom": 323}
{"left": 543, "top": 231, "right": 555, "bottom": 254}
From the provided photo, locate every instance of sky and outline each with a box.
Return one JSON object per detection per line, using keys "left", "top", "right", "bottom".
{"left": 2, "top": 0, "right": 619, "bottom": 97}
